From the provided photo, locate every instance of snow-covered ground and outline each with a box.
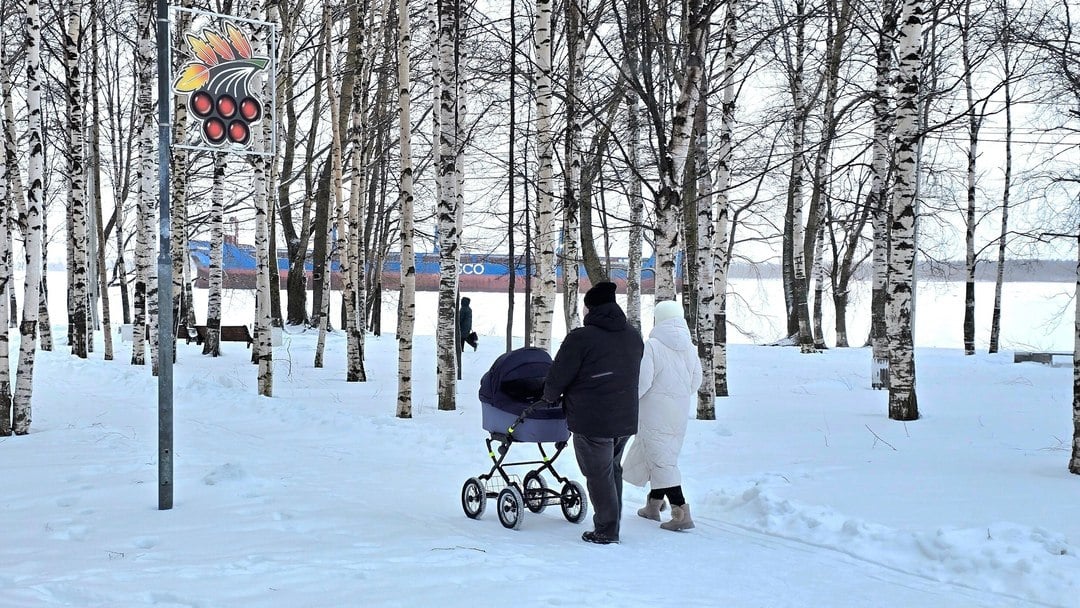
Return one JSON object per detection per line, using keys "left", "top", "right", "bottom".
{"left": 1, "top": 281, "right": 1077, "bottom": 607}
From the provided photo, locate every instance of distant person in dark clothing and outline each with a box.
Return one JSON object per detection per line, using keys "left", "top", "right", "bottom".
{"left": 542, "top": 281, "right": 644, "bottom": 544}
{"left": 458, "top": 297, "right": 475, "bottom": 352}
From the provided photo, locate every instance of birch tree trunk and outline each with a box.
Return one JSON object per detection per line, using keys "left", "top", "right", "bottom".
{"left": 66, "top": 8, "right": 89, "bottom": 359}
{"left": 1072, "top": 230, "right": 1080, "bottom": 473}
{"left": 203, "top": 154, "right": 226, "bottom": 357}
{"left": 869, "top": 0, "right": 896, "bottom": 387}
{"left": 561, "top": 0, "right": 584, "bottom": 331}
{"left": 314, "top": 7, "right": 335, "bottom": 370}
{"left": 887, "top": 0, "right": 923, "bottom": 421}
{"left": 252, "top": 3, "right": 273, "bottom": 396}
{"left": 654, "top": 2, "right": 707, "bottom": 302}
{"left": 693, "top": 98, "right": 715, "bottom": 420}
{"left": 989, "top": 7, "right": 1013, "bottom": 354}
{"left": 436, "top": 0, "right": 460, "bottom": 408}
{"left": 0, "top": 99, "right": 10, "bottom": 435}
{"left": 342, "top": 0, "right": 374, "bottom": 383}
{"left": 131, "top": 10, "right": 155, "bottom": 367}
{"left": 786, "top": 0, "right": 815, "bottom": 352}
{"left": 961, "top": 0, "right": 979, "bottom": 357}
{"left": 711, "top": 0, "right": 737, "bottom": 401}
{"left": 14, "top": 0, "right": 46, "bottom": 435}
{"left": 396, "top": 0, "right": 416, "bottom": 418}
{"left": 89, "top": 0, "right": 113, "bottom": 361}
{"left": 530, "top": 0, "right": 556, "bottom": 349}
{"left": 170, "top": 3, "right": 192, "bottom": 359}
{"left": 1, "top": 40, "right": 28, "bottom": 232}
{"left": 624, "top": 0, "right": 643, "bottom": 331}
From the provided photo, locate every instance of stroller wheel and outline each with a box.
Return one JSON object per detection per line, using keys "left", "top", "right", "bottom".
{"left": 496, "top": 486, "right": 525, "bottom": 530}
{"left": 461, "top": 477, "right": 487, "bottom": 519}
{"left": 523, "top": 472, "right": 549, "bottom": 514}
{"left": 560, "top": 481, "right": 588, "bottom": 524}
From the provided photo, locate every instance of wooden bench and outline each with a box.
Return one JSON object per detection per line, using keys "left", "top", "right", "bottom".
{"left": 219, "top": 325, "right": 255, "bottom": 347}
{"left": 1013, "top": 351, "right": 1071, "bottom": 365}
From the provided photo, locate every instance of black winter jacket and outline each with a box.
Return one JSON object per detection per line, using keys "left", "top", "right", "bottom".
{"left": 542, "top": 302, "right": 644, "bottom": 438}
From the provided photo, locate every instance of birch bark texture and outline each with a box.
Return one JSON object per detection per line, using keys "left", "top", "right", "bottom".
{"left": 396, "top": 0, "right": 416, "bottom": 418}
{"left": 711, "top": 0, "right": 737, "bottom": 401}
{"left": 1073, "top": 233, "right": 1080, "bottom": 473}
{"left": 436, "top": 0, "right": 459, "bottom": 408}
{"left": 869, "top": 0, "right": 896, "bottom": 388}
{"left": 886, "top": 0, "right": 923, "bottom": 422}
{"left": 203, "top": 155, "right": 226, "bottom": 357}
{"left": 14, "top": 0, "right": 46, "bottom": 435}
{"left": 530, "top": 0, "right": 556, "bottom": 350}
{"left": 561, "top": 0, "right": 584, "bottom": 332}
{"left": 66, "top": 8, "right": 89, "bottom": 359}
{"left": 131, "top": 9, "right": 156, "bottom": 367}
{"left": 251, "top": 2, "right": 273, "bottom": 396}
{"left": 0, "top": 90, "right": 10, "bottom": 435}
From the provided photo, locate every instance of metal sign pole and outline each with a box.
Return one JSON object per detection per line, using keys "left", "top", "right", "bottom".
{"left": 156, "top": 0, "right": 174, "bottom": 511}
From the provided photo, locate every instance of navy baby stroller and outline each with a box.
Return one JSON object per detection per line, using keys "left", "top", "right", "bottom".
{"left": 460, "top": 347, "right": 588, "bottom": 530}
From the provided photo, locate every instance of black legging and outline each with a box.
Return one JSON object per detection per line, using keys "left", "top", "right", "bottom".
{"left": 648, "top": 485, "right": 686, "bottom": 506}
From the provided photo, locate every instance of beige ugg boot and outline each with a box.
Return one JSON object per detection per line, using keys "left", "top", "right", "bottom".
{"left": 660, "top": 504, "right": 695, "bottom": 531}
{"left": 637, "top": 497, "right": 667, "bottom": 521}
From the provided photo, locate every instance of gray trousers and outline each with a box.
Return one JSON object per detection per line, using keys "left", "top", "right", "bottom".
{"left": 573, "top": 434, "right": 630, "bottom": 538}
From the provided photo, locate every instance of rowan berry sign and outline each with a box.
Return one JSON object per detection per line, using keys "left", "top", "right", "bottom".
{"left": 173, "top": 21, "right": 270, "bottom": 149}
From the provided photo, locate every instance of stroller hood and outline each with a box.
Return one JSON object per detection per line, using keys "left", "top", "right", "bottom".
{"left": 479, "top": 347, "right": 562, "bottom": 419}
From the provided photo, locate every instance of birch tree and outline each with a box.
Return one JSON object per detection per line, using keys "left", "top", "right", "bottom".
{"left": 960, "top": 0, "right": 988, "bottom": 357}
{"left": 396, "top": 0, "right": 416, "bottom": 418}
{"left": 131, "top": 9, "right": 155, "bottom": 367}
{"left": 711, "top": 0, "right": 739, "bottom": 404}
{"left": 67, "top": 6, "right": 89, "bottom": 359}
{"left": 780, "top": 0, "right": 815, "bottom": 351}
{"left": 654, "top": 2, "right": 708, "bottom": 302}
{"left": 203, "top": 154, "right": 226, "bottom": 357}
{"left": 530, "top": 0, "right": 557, "bottom": 349}
{"left": 887, "top": 0, "right": 924, "bottom": 421}
{"left": 314, "top": 6, "right": 335, "bottom": 369}
{"left": 89, "top": 0, "right": 114, "bottom": 361}
{"left": 0, "top": 95, "right": 10, "bottom": 436}
{"left": 13, "top": 0, "right": 46, "bottom": 435}
{"left": 252, "top": 2, "right": 273, "bottom": 396}
{"left": 988, "top": 0, "right": 1018, "bottom": 354}
{"left": 693, "top": 97, "right": 716, "bottom": 419}
{"left": 869, "top": 0, "right": 897, "bottom": 388}
{"left": 170, "top": 2, "right": 193, "bottom": 353}
{"left": 561, "top": 0, "right": 584, "bottom": 332}
{"left": 624, "top": 0, "right": 644, "bottom": 330}
{"left": 436, "top": 0, "right": 460, "bottom": 408}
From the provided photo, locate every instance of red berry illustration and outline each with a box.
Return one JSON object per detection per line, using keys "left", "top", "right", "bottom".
{"left": 174, "top": 23, "right": 270, "bottom": 148}
{"left": 228, "top": 120, "right": 250, "bottom": 145}
{"left": 203, "top": 117, "right": 226, "bottom": 144}
{"left": 217, "top": 94, "right": 237, "bottom": 119}
{"left": 239, "top": 97, "right": 262, "bottom": 122}
{"left": 190, "top": 91, "right": 213, "bottom": 117}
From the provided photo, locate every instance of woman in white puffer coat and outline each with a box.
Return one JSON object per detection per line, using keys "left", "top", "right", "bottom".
{"left": 622, "top": 300, "right": 703, "bottom": 531}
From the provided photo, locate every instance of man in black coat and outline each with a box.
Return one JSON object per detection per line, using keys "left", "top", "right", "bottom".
{"left": 542, "top": 281, "right": 644, "bottom": 544}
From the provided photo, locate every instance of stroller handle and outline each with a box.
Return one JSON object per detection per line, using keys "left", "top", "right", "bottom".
{"left": 506, "top": 399, "right": 563, "bottom": 439}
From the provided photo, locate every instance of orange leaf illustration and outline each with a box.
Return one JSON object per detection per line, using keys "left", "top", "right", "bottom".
{"left": 173, "top": 64, "right": 209, "bottom": 92}
{"left": 205, "top": 31, "right": 234, "bottom": 61}
{"left": 225, "top": 23, "right": 252, "bottom": 59}
{"left": 187, "top": 34, "right": 218, "bottom": 66}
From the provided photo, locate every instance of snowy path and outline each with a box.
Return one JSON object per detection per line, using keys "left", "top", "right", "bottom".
{"left": 1, "top": 332, "right": 1076, "bottom": 607}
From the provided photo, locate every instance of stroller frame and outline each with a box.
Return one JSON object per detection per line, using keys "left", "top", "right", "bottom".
{"left": 461, "top": 406, "right": 588, "bottom": 530}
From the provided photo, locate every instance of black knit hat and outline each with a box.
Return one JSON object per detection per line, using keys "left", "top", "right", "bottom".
{"left": 584, "top": 281, "right": 617, "bottom": 307}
